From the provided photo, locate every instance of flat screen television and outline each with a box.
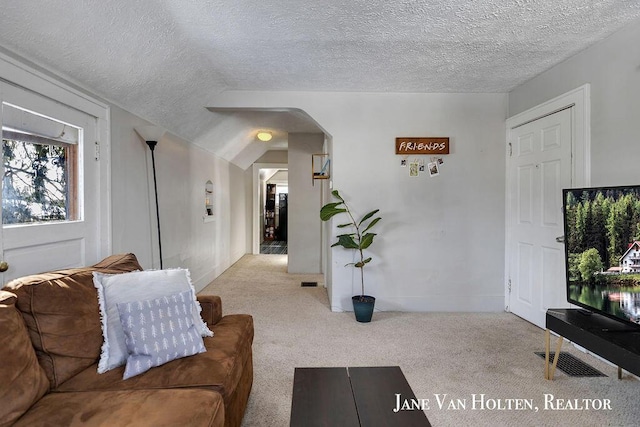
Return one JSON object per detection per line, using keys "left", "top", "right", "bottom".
{"left": 563, "top": 185, "right": 640, "bottom": 328}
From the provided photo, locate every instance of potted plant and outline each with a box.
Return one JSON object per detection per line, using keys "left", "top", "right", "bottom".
{"left": 320, "top": 190, "right": 381, "bottom": 322}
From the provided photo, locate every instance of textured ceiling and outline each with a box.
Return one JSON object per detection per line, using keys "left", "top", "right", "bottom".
{"left": 0, "top": 0, "right": 639, "bottom": 163}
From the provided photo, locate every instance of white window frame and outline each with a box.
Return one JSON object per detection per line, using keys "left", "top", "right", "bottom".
{"left": 0, "top": 51, "right": 111, "bottom": 258}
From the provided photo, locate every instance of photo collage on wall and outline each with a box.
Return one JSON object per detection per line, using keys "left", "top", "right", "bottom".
{"left": 401, "top": 157, "right": 444, "bottom": 177}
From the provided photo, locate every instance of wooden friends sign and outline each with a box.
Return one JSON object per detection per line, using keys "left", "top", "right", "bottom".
{"left": 395, "top": 137, "right": 449, "bottom": 155}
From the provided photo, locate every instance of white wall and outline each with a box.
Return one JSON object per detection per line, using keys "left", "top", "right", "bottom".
{"left": 255, "top": 150, "right": 288, "bottom": 164}
{"left": 287, "top": 133, "right": 324, "bottom": 274}
{"left": 243, "top": 167, "right": 254, "bottom": 255}
{"left": 229, "top": 163, "right": 251, "bottom": 262}
{"left": 110, "top": 107, "right": 155, "bottom": 268}
{"left": 509, "top": 19, "right": 640, "bottom": 186}
{"left": 111, "top": 106, "right": 248, "bottom": 291}
{"left": 214, "top": 91, "right": 508, "bottom": 311}
{"left": 321, "top": 135, "right": 334, "bottom": 303}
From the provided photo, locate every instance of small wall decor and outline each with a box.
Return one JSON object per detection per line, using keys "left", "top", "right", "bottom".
{"left": 396, "top": 137, "right": 449, "bottom": 177}
{"left": 204, "top": 180, "right": 214, "bottom": 222}
{"left": 395, "top": 137, "right": 449, "bottom": 155}
{"left": 409, "top": 161, "right": 419, "bottom": 177}
{"left": 312, "top": 153, "right": 330, "bottom": 185}
{"left": 205, "top": 180, "right": 213, "bottom": 215}
{"left": 428, "top": 160, "right": 440, "bottom": 177}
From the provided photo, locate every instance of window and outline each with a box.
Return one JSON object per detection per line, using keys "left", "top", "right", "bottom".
{"left": 2, "top": 103, "right": 79, "bottom": 225}
{"left": 0, "top": 59, "right": 109, "bottom": 282}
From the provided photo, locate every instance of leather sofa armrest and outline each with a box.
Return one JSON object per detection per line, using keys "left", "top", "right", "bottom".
{"left": 197, "top": 295, "right": 223, "bottom": 326}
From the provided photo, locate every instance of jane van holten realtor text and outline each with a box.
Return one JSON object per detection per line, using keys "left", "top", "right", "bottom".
{"left": 393, "top": 393, "right": 612, "bottom": 413}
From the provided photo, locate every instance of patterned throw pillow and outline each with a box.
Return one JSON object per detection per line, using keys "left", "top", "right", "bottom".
{"left": 93, "top": 268, "right": 213, "bottom": 373}
{"left": 117, "top": 290, "right": 206, "bottom": 380}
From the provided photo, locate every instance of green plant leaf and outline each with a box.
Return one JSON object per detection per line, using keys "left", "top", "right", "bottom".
{"left": 359, "top": 233, "right": 376, "bottom": 249}
{"left": 320, "top": 202, "right": 346, "bottom": 221}
{"left": 331, "top": 190, "right": 344, "bottom": 201}
{"left": 337, "top": 223, "right": 353, "bottom": 228}
{"left": 361, "top": 217, "right": 381, "bottom": 233}
{"left": 358, "top": 209, "right": 380, "bottom": 226}
{"left": 321, "top": 202, "right": 343, "bottom": 210}
{"left": 332, "top": 234, "right": 359, "bottom": 249}
{"left": 354, "top": 257, "right": 372, "bottom": 268}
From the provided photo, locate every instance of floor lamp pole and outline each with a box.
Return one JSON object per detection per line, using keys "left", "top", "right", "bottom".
{"left": 146, "top": 140, "right": 163, "bottom": 269}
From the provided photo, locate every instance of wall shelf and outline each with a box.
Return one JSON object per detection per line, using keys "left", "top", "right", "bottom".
{"left": 312, "top": 153, "right": 330, "bottom": 184}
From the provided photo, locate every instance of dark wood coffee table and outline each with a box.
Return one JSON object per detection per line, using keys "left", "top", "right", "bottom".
{"left": 290, "top": 366, "right": 431, "bottom": 427}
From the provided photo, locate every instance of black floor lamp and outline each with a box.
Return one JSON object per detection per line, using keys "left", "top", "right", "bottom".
{"left": 135, "top": 126, "right": 166, "bottom": 269}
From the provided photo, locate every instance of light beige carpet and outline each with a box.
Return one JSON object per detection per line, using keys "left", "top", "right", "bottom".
{"left": 200, "top": 255, "right": 639, "bottom": 427}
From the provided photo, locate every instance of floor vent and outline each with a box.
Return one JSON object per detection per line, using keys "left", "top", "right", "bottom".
{"left": 301, "top": 281, "right": 318, "bottom": 287}
{"left": 535, "top": 352, "right": 607, "bottom": 377}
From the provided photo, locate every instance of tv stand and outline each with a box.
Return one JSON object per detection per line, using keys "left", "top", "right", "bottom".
{"left": 544, "top": 309, "right": 640, "bottom": 380}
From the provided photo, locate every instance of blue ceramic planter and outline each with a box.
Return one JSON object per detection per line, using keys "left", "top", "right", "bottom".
{"left": 352, "top": 295, "right": 375, "bottom": 323}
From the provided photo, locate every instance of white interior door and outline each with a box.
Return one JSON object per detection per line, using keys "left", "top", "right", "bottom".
{"left": 506, "top": 108, "right": 572, "bottom": 328}
{"left": 0, "top": 82, "right": 100, "bottom": 284}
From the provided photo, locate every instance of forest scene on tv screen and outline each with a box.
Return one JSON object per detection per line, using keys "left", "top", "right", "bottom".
{"left": 565, "top": 187, "right": 640, "bottom": 325}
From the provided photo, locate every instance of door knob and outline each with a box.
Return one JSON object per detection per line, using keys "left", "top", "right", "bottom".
{"left": 0, "top": 261, "right": 8, "bottom": 272}
{"left": 555, "top": 236, "right": 565, "bottom": 243}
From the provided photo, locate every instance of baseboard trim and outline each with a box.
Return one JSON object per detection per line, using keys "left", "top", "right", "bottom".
{"left": 334, "top": 295, "right": 504, "bottom": 313}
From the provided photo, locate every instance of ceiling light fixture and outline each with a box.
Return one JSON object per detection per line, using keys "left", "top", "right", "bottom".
{"left": 257, "top": 131, "right": 272, "bottom": 142}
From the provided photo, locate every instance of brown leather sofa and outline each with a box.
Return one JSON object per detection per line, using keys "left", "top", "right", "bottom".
{"left": 0, "top": 253, "right": 253, "bottom": 427}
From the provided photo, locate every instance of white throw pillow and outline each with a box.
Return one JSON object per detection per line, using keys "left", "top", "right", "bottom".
{"left": 93, "top": 268, "right": 213, "bottom": 374}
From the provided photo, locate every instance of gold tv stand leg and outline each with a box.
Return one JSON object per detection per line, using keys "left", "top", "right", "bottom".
{"left": 544, "top": 329, "right": 563, "bottom": 380}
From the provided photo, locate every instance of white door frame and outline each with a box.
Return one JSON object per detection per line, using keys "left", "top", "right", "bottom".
{"left": 504, "top": 84, "right": 591, "bottom": 312}
{"left": 252, "top": 162, "right": 288, "bottom": 254}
